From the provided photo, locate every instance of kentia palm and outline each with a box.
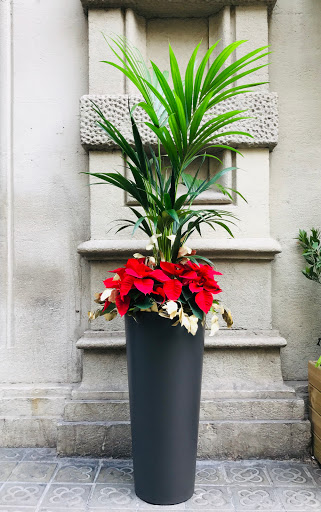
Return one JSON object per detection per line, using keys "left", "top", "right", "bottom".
{"left": 89, "top": 36, "right": 269, "bottom": 263}
{"left": 87, "top": 36, "right": 269, "bottom": 506}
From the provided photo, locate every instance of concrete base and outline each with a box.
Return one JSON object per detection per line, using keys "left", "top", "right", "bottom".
{"left": 57, "top": 418, "right": 310, "bottom": 459}
{"left": 0, "top": 385, "right": 71, "bottom": 448}
{"left": 56, "top": 330, "right": 311, "bottom": 459}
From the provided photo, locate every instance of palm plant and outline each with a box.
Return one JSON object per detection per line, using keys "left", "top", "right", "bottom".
{"left": 89, "top": 35, "right": 269, "bottom": 264}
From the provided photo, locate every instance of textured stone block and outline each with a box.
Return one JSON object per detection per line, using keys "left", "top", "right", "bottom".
{"left": 197, "top": 420, "right": 311, "bottom": 459}
{"left": 80, "top": 92, "right": 278, "bottom": 150}
{"left": 57, "top": 419, "right": 311, "bottom": 459}
{"left": 0, "top": 419, "right": 57, "bottom": 448}
{"left": 57, "top": 421, "right": 132, "bottom": 458}
{"left": 0, "top": 387, "right": 71, "bottom": 450}
{"left": 63, "top": 397, "right": 305, "bottom": 423}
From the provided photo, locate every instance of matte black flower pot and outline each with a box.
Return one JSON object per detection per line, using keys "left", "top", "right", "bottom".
{"left": 125, "top": 312, "right": 204, "bottom": 505}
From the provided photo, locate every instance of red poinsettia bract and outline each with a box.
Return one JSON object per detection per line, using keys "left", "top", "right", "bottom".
{"left": 102, "top": 258, "right": 222, "bottom": 316}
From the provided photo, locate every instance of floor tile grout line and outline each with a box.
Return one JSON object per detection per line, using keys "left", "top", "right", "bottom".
{"left": 300, "top": 464, "right": 319, "bottom": 486}
{"left": 34, "top": 456, "right": 63, "bottom": 512}
{"left": 86, "top": 459, "right": 104, "bottom": 510}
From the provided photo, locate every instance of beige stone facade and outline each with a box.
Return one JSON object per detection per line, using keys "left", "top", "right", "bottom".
{"left": 0, "top": 0, "right": 320, "bottom": 455}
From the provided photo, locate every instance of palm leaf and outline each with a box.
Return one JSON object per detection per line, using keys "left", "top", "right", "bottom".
{"left": 91, "top": 35, "right": 270, "bottom": 263}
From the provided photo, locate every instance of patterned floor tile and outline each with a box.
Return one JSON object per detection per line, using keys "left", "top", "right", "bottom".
{"left": 54, "top": 463, "right": 98, "bottom": 483}
{"left": 96, "top": 465, "right": 134, "bottom": 484}
{"left": 0, "top": 482, "right": 46, "bottom": 506}
{"left": 8, "top": 462, "right": 57, "bottom": 483}
{"left": 22, "top": 449, "right": 57, "bottom": 462}
{"left": 40, "top": 509, "right": 87, "bottom": 512}
{"left": 56, "top": 458, "right": 99, "bottom": 466}
{"left": 277, "top": 487, "right": 321, "bottom": 511}
{"left": 267, "top": 464, "right": 315, "bottom": 487}
{"left": 0, "top": 462, "right": 17, "bottom": 482}
{"left": 88, "top": 484, "right": 138, "bottom": 509}
{"left": 87, "top": 510, "right": 136, "bottom": 512}
{"left": 225, "top": 465, "right": 271, "bottom": 486}
{"left": 0, "top": 449, "right": 25, "bottom": 462}
{"left": 185, "top": 486, "right": 234, "bottom": 510}
{"left": 41, "top": 484, "right": 92, "bottom": 509}
{"left": 195, "top": 465, "right": 228, "bottom": 485}
{"left": 0, "top": 454, "right": 319, "bottom": 511}
{"left": 136, "top": 496, "right": 185, "bottom": 509}
{"left": 309, "top": 465, "right": 321, "bottom": 485}
{"left": 100, "top": 460, "right": 133, "bottom": 467}
{"left": 232, "top": 487, "right": 284, "bottom": 511}
{"left": 0, "top": 507, "right": 37, "bottom": 511}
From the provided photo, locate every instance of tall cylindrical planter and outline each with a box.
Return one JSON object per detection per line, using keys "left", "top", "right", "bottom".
{"left": 125, "top": 313, "right": 204, "bottom": 505}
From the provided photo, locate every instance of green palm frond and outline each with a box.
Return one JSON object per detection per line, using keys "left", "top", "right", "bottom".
{"left": 87, "top": 35, "right": 269, "bottom": 263}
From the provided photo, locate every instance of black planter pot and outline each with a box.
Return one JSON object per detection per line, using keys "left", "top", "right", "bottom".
{"left": 125, "top": 312, "right": 204, "bottom": 505}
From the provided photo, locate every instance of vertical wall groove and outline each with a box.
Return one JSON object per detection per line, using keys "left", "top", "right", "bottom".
{"left": 0, "top": 0, "right": 14, "bottom": 348}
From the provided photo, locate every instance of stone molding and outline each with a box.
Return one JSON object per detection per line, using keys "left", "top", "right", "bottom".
{"left": 77, "top": 329, "right": 287, "bottom": 350}
{"left": 77, "top": 237, "right": 282, "bottom": 261}
{"left": 80, "top": 0, "right": 277, "bottom": 17}
{"left": 80, "top": 92, "right": 278, "bottom": 150}
{"left": 0, "top": 384, "right": 72, "bottom": 446}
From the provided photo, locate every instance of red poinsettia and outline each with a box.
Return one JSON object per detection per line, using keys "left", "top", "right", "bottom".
{"left": 185, "top": 261, "right": 222, "bottom": 314}
{"left": 100, "top": 257, "right": 223, "bottom": 317}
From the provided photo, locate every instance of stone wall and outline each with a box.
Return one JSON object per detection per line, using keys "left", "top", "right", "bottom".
{"left": 0, "top": 0, "right": 319, "bottom": 450}
{"left": 0, "top": 0, "right": 89, "bottom": 444}
{"left": 270, "top": 0, "right": 321, "bottom": 380}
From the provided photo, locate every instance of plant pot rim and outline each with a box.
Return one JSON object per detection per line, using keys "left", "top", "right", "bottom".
{"left": 309, "top": 360, "right": 321, "bottom": 368}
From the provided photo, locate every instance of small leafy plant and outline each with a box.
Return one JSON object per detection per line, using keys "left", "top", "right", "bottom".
{"left": 298, "top": 229, "right": 321, "bottom": 285}
{"left": 298, "top": 228, "right": 321, "bottom": 367}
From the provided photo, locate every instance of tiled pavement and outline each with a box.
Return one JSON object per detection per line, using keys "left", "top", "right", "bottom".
{"left": 0, "top": 449, "right": 320, "bottom": 511}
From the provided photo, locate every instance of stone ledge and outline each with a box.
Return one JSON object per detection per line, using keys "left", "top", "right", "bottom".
{"left": 64, "top": 397, "right": 305, "bottom": 422}
{"left": 77, "top": 237, "right": 282, "bottom": 261}
{"left": 71, "top": 388, "right": 297, "bottom": 400}
{"left": 80, "top": 92, "right": 278, "bottom": 150}
{"left": 77, "top": 329, "right": 287, "bottom": 350}
{"left": 0, "top": 385, "right": 72, "bottom": 399}
{"left": 80, "top": 0, "right": 277, "bottom": 17}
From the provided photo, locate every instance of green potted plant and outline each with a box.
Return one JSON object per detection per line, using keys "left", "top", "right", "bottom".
{"left": 298, "top": 228, "right": 321, "bottom": 463}
{"left": 88, "top": 36, "right": 269, "bottom": 505}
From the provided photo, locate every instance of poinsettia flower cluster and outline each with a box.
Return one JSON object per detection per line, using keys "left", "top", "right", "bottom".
{"left": 89, "top": 255, "right": 233, "bottom": 335}
{"left": 100, "top": 257, "right": 222, "bottom": 315}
